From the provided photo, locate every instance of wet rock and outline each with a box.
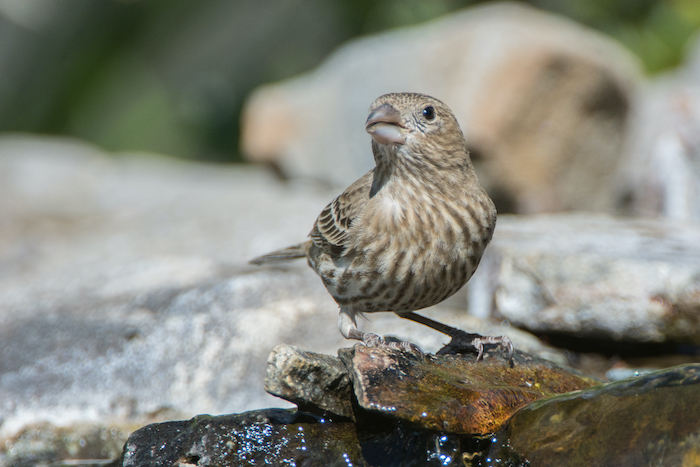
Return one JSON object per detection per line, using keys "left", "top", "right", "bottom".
{"left": 119, "top": 365, "right": 700, "bottom": 466}
{"left": 241, "top": 2, "right": 641, "bottom": 214}
{"left": 117, "top": 409, "right": 365, "bottom": 467}
{"left": 494, "top": 364, "right": 700, "bottom": 467}
{"left": 264, "top": 344, "right": 354, "bottom": 419}
{"left": 266, "top": 344, "right": 598, "bottom": 436}
{"left": 115, "top": 408, "right": 531, "bottom": 467}
{"left": 468, "top": 214, "right": 700, "bottom": 344}
{"left": 340, "top": 346, "right": 598, "bottom": 435}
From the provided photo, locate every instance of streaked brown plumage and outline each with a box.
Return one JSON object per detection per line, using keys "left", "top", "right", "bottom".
{"left": 252, "top": 92, "right": 512, "bottom": 361}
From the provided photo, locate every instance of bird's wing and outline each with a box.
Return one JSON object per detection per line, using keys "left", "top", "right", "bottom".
{"left": 310, "top": 170, "right": 374, "bottom": 256}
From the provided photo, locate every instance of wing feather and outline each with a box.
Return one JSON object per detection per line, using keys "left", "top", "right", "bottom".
{"left": 310, "top": 170, "right": 374, "bottom": 257}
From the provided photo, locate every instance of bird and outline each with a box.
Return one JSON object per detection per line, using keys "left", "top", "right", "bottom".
{"left": 251, "top": 92, "right": 513, "bottom": 362}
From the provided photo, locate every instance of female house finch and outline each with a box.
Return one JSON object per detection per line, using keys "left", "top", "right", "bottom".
{"left": 252, "top": 92, "right": 512, "bottom": 361}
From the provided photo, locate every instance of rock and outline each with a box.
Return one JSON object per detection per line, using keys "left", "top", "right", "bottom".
{"left": 120, "top": 338, "right": 600, "bottom": 466}
{"left": 265, "top": 345, "right": 598, "bottom": 435}
{"left": 492, "top": 364, "right": 700, "bottom": 466}
{"left": 241, "top": 2, "right": 641, "bottom": 214}
{"left": 339, "top": 346, "right": 597, "bottom": 434}
{"left": 0, "top": 262, "right": 345, "bottom": 462}
{"left": 468, "top": 213, "right": 700, "bottom": 343}
{"left": 264, "top": 344, "right": 354, "bottom": 419}
{"left": 115, "top": 408, "right": 530, "bottom": 467}
{"left": 118, "top": 363, "right": 700, "bottom": 466}
{"left": 0, "top": 135, "right": 330, "bottom": 271}
{"left": 0, "top": 135, "right": 340, "bottom": 452}
{"left": 117, "top": 410, "right": 366, "bottom": 467}
{"left": 0, "top": 422, "right": 132, "bottom": 467}
{"left": 623, "top": 33, "right": 700, "bottom": 221}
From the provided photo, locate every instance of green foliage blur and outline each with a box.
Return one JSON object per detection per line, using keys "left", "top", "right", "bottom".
{"left": 0, "top": 0, "right": 698, "bottom": 162}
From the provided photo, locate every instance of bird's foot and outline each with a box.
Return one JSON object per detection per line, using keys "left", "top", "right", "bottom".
{"left": 362, "top": 332, "right": 424, "bottom": 354}
{"left": 437, "top": 330, "right": 514, "bottom": 367}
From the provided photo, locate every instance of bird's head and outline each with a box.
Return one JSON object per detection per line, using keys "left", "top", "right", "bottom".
{"left": 365, "top": 92, "right": 467, "bottom": 158}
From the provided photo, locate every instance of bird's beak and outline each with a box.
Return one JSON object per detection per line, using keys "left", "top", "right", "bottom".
{"left": 365, "top": 104, "right": 406, "bottom": 145}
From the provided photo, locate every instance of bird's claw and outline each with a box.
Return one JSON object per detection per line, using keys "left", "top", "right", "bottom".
{"left": 472, "top": 335, "right": 514, "bottom": 367}
{"left": 362, "top": 333, "right": 424, "bottom": 355}
{"left": 437, "top": 330, "right": 514, "bottom": 367}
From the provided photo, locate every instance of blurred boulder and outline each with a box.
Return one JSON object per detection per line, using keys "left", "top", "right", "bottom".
{"left": 241, "top": 1, "right": 642, "bottom": 214}
{"left": 0, "top": 134, "right": 337, "bottom": 458}
{"left": 622, "top": 33, "right": 700, "bottom": 222}
{"left": 467, "top": 214, "right": 700, "bottom": 343}
{"left": 0, "top": 422, "right": 132, "bottom": 467}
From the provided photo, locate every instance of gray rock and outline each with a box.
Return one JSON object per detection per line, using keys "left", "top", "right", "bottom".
{"left": 468, "top": 214, "right": 700, "bottom": 343}
{"left": 7, "top": 134, "right": 697, "bottom": 464}
{"left": 0, "top": 421, "right": 131, "bottom": 467}
{"left": 241, "top": 2, "right": 641, "bottom": 214}
{"left": 264, "top": 344, "right": 354, "bottom": 419}
{"left": 0, "top": 135, "right": 338, "bottom": 445}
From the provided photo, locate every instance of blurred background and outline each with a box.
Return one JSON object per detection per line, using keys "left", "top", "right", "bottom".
{"left": 1, "top": 0, "right": 699, "bottom": 163}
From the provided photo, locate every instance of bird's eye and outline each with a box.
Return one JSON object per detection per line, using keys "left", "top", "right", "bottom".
{"left": 422, "top": 106, "right": 436, "bottom": 120}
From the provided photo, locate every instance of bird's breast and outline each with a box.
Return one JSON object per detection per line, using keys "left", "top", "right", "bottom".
{"left": 309, "top": 172, "right": 495, "bottom": 313}
{"left": 322, "top": 192, "right": 484, "bottom": 312}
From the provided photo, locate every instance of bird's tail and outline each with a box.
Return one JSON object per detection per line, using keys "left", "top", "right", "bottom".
{"left": 249, "top": 241, "right": 311, "bottom": 265}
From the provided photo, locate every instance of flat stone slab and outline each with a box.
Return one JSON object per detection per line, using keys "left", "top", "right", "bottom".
{"left": 469, "top": 214, "right": 700, "bottom": 343}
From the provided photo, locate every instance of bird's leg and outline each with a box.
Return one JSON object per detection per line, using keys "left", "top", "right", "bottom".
{"left": 397, "top": 311, "right": 514, "bottom": 365}
{"left": 338, "top": 307, "right": 422, "bottom": 353}
{"left": 338, "top": 307, "right": 365, "bottom": 340}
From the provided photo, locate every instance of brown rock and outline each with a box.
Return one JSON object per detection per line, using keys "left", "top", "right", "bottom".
{"left": 264, "top": 344, "right": 598, "bottom": 435}
{"left": 497, "top": 364, "right": 700, "bottom": 467}
{"left": 338, "top": 346, "right": 598, "bottom": 435}
{"left": 473, "top": 52, "right": 632, "bottom": 213}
